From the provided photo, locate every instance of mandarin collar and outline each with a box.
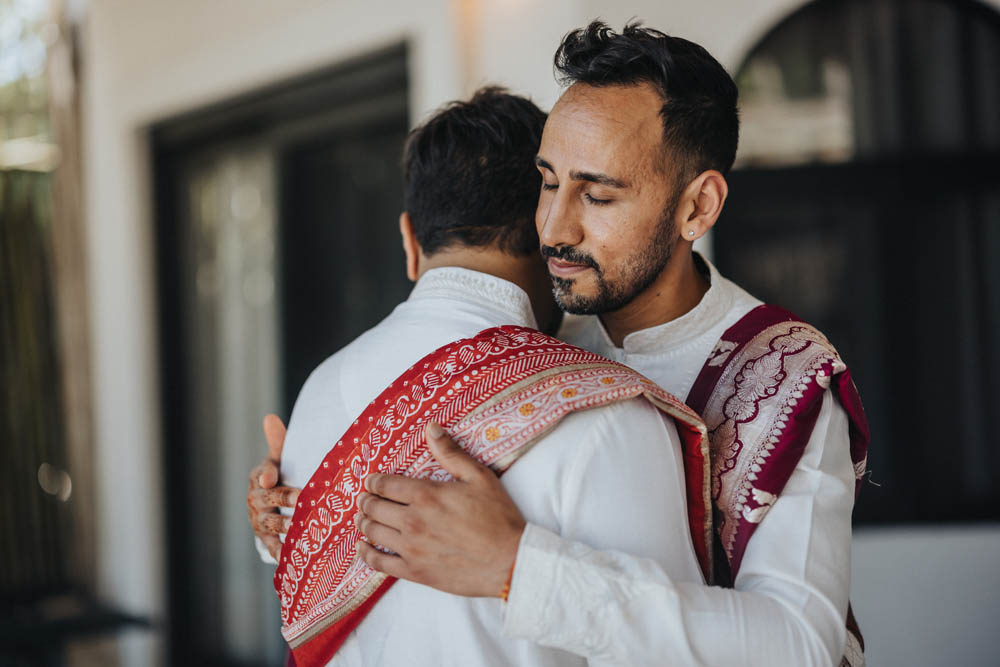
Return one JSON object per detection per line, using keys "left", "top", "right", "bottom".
{"left": 409, "top": 266, "right": 538, "bottom": 330}
{"left": 593, "top": 254, "right": 734, "bottom": 356}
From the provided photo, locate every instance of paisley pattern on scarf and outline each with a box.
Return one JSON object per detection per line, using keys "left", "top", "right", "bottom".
{"left": 277, "top": 326, "right": 710, "bottom": 666}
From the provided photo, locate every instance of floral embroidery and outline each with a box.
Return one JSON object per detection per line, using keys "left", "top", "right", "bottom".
{"left": 687, "top": 306, "right": 870, "bottom": 667}
{"left": 701, "top": 323, "right": 846, "bottom": 565}
{"left": 707, "top": 340, "right": 737, "bottom": 367}
{"left": 729, "top": 353, "right": 783, "bottom": 421}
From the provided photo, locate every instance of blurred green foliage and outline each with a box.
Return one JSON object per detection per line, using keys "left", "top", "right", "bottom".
{"left": 0, "top": 0, "right": 51, "bottom": 142}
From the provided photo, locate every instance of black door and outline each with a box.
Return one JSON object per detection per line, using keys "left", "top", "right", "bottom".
{"left": 152, "top": 44, "right": 409, "bottom": 665}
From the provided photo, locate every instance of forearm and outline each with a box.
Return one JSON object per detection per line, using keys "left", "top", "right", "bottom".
{"left": 504, "top": 524, "right": 842, "bottom": 666}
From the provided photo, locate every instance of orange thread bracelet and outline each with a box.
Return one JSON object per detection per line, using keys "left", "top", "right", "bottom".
{"left": 499, "top": 560, "right": 517, "bottom": 601}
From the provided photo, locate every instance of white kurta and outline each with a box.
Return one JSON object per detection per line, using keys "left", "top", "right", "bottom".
{"left": 502, "top": 256, "right": 857, "bottom": 666}
{"left": 275, "top": 267, "right": 704, "bottom": 667}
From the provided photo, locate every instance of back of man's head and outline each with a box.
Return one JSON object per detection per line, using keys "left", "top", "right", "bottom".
{"left": 403, "top": 87, "right": 546, "bottom": 258}
{"left": 554, "top": 21, "right": 739, "bottom": 184}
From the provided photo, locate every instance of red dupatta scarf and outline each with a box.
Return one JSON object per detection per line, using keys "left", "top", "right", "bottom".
{"left": 275, "top": 325, "right": 711, "bottom": 666}
{"left": 686, "top": 305, "right": 870, "bottom": 666}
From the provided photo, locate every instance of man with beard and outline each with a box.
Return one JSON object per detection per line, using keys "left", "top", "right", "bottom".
{"left": 251, "top": 22, "right": 869, "bottom": 667}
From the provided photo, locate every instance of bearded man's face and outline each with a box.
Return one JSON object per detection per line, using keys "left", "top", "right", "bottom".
{"left": 534, "top": 82, "right": 685, "bottom": 315}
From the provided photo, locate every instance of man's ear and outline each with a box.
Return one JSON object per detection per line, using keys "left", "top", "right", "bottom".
{"left": 399, "top": 211, "right": 419, "bottom": 282}
{"left": 676, "top": 170, "right": 728, "bottom": 243}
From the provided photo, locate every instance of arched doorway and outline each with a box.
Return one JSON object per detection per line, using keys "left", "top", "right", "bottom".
{"left": 718, "top": 0, "right": 1000, "bottom": 523}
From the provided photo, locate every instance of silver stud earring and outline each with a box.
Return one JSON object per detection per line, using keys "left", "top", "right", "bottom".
{"left": 688, "top": 230, "right": 696, "bottom": 237}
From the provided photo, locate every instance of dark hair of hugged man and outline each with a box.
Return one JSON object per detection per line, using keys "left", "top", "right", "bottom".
{"left": 402, "top": 86, "right": 547, "bottom": 257}
{"left": 554, "top": 21, "right": 740, "bottom": 186}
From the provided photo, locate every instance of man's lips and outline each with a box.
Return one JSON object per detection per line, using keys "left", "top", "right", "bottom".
{"left": 547, "top": 257, "right": 592, "bottom": 278}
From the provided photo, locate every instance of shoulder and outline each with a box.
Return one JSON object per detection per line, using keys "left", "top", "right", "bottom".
{"left": 589, "top": 396, "right": 677, "bottom": 433}
{"left": 692, "top": 303, "right": 854, "bottom": 439}
{"left": 287, "top": 349, "right": 348, "bottom": 423}
{"left": 547, "top": 396, "right": 680, "bottom": 463}
{"left": 507, "top": 396, "right": 682, "bottom": 510}
{"left": 289, "top": 310, "right": 403, "bottom": 416}
{"left": 713, "top": 298, "right": 843, "bottom": 363}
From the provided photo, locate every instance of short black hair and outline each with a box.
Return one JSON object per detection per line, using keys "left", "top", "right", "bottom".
{"left": 554, "top": 20, "right": 739, "bottom": 181}
{"left": 402, "top": 86, "right": 546, "bottom": 257}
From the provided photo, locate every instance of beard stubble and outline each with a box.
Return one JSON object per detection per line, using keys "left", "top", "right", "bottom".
{"left": 543, "top": 199, "right": 678, "bottom": 315}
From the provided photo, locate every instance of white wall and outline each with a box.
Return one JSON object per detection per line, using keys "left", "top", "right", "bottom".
{"left": 852, "top": 526, "right": 1000, "bottom": 667}
{"left": 463, "top": 0, "right": 820, "bottom": 105}
{"left": 80, "top": 1, "right": 1000, "bottom": 664}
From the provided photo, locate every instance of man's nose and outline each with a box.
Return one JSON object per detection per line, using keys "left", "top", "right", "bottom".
{"left": 537, "top": 190, "right": 583, "bottom": 249}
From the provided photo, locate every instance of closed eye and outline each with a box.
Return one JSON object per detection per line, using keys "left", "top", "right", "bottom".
{"left": 542, "top": 183, "right": 558, "bottom": 191}
{"left": 585, "top": 193, "right": 612, "bottom": 205}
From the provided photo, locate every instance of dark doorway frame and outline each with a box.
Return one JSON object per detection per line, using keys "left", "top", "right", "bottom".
{"left": 150, "top": 43, "right": 408, "bottom": 665}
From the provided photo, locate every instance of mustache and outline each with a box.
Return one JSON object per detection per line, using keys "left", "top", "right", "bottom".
{"left": 540, "top": 245, "right": 601, "bottom": 272}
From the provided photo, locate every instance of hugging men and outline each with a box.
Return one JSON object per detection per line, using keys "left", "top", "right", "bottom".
{"left": 249, "top": 21, "right": 868, "bottom": 667}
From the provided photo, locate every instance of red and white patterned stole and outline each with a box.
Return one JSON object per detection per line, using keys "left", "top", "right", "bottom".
{"left": 686, "top": 304, "right": 870, "bottom": 665}
{"left": 275, "top": 325, "right": 711, "bottom": 666}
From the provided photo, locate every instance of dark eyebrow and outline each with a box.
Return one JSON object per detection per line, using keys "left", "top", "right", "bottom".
{"left": 533, "top": 156, "right": 628, "bottom": 189}
{"left": 534, "top": 156, "right": 553, "bottom": 171}
{"left": 569, "top": 170, "right": 628, "bottom": 189}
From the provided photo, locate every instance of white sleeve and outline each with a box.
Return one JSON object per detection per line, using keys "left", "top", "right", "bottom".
{"left": 549, "top": 399, "right": 705, "bottom": 585}
{"left": 255, "top": 536, "right": 278, "bottom": 565}
{"left": 500, "top": 397, "right": 704, "bottom": 666}
{"left": 503, "top": 391, "right": 856, "bottom": 666}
